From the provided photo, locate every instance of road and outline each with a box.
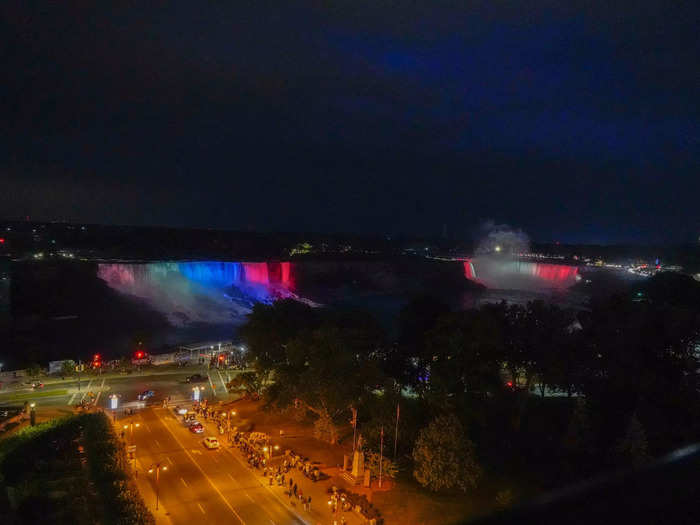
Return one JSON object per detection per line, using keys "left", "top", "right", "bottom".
{"left": 129, "top": 407, "right": 307, "bottom": 525}
{"left": 0, "top": 365, "right": 235, "bottom": 412}
{"left": 1, "top": 367, "right": 315, "bottom": 524}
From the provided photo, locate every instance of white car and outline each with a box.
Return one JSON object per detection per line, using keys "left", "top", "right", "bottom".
{"left": 203, "top": 436, "right": 220, "bottom": 449}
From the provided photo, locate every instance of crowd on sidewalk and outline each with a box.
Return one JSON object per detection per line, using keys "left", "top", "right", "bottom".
{"left": 228, "top": 427, "right": 373, "bottom": 524}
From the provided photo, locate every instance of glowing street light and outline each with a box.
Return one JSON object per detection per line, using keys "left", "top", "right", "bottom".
{"left": 148, "top": 463, "right": 167, "bottom": 510}
{"left": 193, "top": 385, "right": 203, "bottom": 402}
{"left": 123, "top": 422, "right": 140, "bottom": 445}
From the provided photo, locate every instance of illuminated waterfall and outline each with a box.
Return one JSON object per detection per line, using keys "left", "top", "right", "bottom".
{"left": 97, "top": 261, "right": 297, "bottom": 326}
{"left": 464, "top": 258, "right": 578, "bottom": 290}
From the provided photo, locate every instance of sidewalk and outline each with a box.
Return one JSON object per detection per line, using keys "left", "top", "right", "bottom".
{"left": 228, "top": 441, "right": 368, "bottom": 525}
{"left": 132, "top": 456, "right": 174, "bottom": 525}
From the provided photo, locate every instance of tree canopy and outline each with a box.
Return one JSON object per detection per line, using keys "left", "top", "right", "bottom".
{"left": 412, "top": 413, "right": 482, "bottom": 492}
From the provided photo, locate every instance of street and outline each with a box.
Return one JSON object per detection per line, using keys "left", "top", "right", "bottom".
{"left": 129, "top": 407, "right": 307, "bottom": 525}
{"left": 1, "top": 367, "right": 360, "bottom": 525}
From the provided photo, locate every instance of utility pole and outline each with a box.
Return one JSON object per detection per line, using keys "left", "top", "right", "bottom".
{"left": 379, "top": 426, "right": 384, "bottom": 488}
{"left": 77, "top": 359, "right": 81, "bottom": 392}
{"left": 351, "top": 406, "right": 358, "bottom": 452}
{"left": 394, "top": 402, "right": 400, "bottom": 459}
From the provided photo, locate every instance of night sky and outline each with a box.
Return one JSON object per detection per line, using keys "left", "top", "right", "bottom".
{"left": 1, "top": 2, "right": 698, "bottom": 243}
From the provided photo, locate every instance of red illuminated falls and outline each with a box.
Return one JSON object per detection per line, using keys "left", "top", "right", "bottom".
{"left": 463, "top": 258, "right": 579, "bottom": 290}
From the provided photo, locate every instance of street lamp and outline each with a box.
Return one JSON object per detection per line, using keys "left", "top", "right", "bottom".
{"left": 123, "top": 422, "right": 140, "bottom": 445}
{"left": 193, "top": 385, "right": 202, "bottom": 402}
{"left": 109, "top": 394, "right": 119, "bottom": 421}
{"left": 148, "top": 463, "right": 167, "bottom": 511}
{"left": 29, "top": 402, "right": 36, "bottom": 426}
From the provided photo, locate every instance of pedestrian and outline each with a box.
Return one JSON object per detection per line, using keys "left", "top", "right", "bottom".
{"left": 307, "top": 496, "right": 311, "bottom": 511}
{"left": 293, "top": 483, "right": 297, "bottom": 497}
{"left": 289, "top": 477, "right": 293, "bottom": 489}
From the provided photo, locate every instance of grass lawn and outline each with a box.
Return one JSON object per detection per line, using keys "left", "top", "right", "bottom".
{"left": 0, "top": 389, "right": 69, "bottom": 402}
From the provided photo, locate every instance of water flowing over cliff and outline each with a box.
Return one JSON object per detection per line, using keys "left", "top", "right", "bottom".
{"left": 97, "top": 261, "right": 296, "bottom": 325}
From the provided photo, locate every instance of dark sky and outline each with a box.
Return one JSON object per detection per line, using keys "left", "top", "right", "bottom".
{"left": 1, "top": 1, "right": 698, "bottom": 243}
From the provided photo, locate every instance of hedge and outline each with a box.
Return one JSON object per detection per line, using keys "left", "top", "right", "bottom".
{"left": 80, "top": 413, "right": 155, "bottom": 525}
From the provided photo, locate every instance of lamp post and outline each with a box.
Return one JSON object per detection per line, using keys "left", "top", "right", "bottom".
{"left": 148, "top": 463, "right": 167, "bottom": 511}
{"left": 110, "top": 394, "right": 119, "bottom": 421}
{"left": 192, "top": 386, "right": 204, "bottom": 402}
{"left": 123, "top": 422, "right": 140, "bottom": 445}
{"left": 193, "top": 385, "right": 202, "bottom": 402}
{"left": 29, "top": 402, "right": 36, "bottom": 426}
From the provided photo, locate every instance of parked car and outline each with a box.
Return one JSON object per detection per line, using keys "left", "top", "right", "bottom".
{"left": 203, "top": 436, "right": 220, "bottom": 449}
{"left": 186, "top": 374, "right": 207, "bottom": 383}
{"left": 137, "top": 390, "right": 155, "bottom": 400}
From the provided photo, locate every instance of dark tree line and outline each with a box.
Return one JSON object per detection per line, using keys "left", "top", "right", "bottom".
{"left": 239, "top": 272, "right": 700, "bottom": 492}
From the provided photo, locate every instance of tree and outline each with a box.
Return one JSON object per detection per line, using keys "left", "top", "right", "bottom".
{"left": 563, "top": 397, "right": 595, "bottom": 456}
{"left": 422, "top": 308, "right": 503, "bottom": 404}
{"left": 26, "top": 363, "right": 42, "bottom": 377}
{"left": 240, "top": 299, "right": 320, "bottom": 383}
{"left": 581, "top": 292, "right": 700, "bottom": 453}
{"left": 226, "top": 371, "right": 264, "bottom": 399}
{"left": 262, "top": 309, "right": 385, "bottom": 444}
{"left": 365, "top": 451, "right": 399, "bottom": 480}
{"left": 412, "top": 413, "right": 482, "bottom": 492}
{"left": 393, "top": 295, "right": 451, "bottom": 386}
{"left": 614, "top": 413, "right": 651, "bottom": 468}
{"left": 61, "top": 360, "right": 76, "bottom": 377}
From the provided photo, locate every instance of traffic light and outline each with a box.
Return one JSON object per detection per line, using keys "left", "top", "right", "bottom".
{"left": 135, "top": 351, "right": 144, "bottom": 359}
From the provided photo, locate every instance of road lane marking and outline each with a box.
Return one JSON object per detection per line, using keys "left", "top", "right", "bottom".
{"left": 197, "top": 502, "right": 206, "bottom": 514}
{"left": 217, "top": 370, "right": 227, "bottom": 391}
{"left": 181, "top": 477, "right": 188, "bottom": 487}
{"left": 67, "top": 393, "right": 76, "bottom": 405}
{"left": 245, "top": 492, "right": 254, "bottom": 503}
{"left": 80, "top": 379, "right": 94, "bottom": 402}
{"left": 154, "top": 439, "right": 162, "bottom": 448}
{"left": 207, "top": 374, "right": 217, "bottom": 397}
{"left": 167, "top": 457, "right": 174, "bottom": 466}
{"left": 94, "top": 378, "right": 105, "bottom": 405}
{"left": 156, "top": 410, "right": 245, "bottom": 524}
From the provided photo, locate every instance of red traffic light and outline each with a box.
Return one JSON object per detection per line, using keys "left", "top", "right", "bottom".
{"left": 94, "top": 354, "right": 101, "bottom": 360}
{"left": 218, "top": 354, "right": 225, "bottom": 361}
{"left": 135, "top": 351, "right": 144, "bottom": 359}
